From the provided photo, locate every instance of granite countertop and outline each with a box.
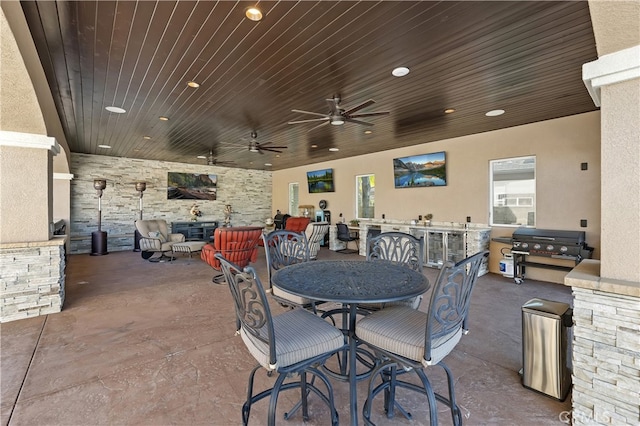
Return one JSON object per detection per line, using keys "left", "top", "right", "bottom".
{"left": 359, "top": 219, "right": 490, "bottom": 231}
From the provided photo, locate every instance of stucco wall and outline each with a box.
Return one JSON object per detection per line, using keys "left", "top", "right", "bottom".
{"left": 69, "top": 154, "right": 272, "bottom": 254}
{"left": 273, "top": 112, "right": 602, "bottom": 283}
{"left": 600, "top": 79, "right": 640, "bottom": 282}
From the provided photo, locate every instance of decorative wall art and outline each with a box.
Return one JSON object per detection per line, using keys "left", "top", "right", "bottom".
{"left": 393, "top": 151, "right": 447, "bottom": 188}
{"left": 307, "top": 168, "right": 335, "bottom": 193}
{"left": 167, "top": 172, "right": 217, "bottom": 200}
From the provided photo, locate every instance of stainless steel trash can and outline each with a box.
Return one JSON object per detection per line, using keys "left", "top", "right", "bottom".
{"left": 521, "top": 298, "right": 573, "bottom": 401}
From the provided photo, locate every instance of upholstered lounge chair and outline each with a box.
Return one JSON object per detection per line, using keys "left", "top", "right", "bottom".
{"left": 135, "top": 219, "right": 185, "bottom": 262}
{"left": 200, "top": 226, "right": 263, "bottom": 283}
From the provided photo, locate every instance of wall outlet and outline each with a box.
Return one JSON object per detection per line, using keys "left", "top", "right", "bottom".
{"left": 466, "top": 216, "right": 471, "bottom": 223}
{"left": 580, "top": 219, "right": 587, "bottom": 227}
{"left": 581, "top": 162, "right": 588, "bottom": 170}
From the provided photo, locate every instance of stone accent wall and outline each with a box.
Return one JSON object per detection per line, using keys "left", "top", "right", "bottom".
{"left": 0, "top": 238, "right": 66, "bottom": 323}
{"left": 571, "top": 287, "right": 640, "bottom": 425}
{"left": 70, "top": 154, "right": 272, "bottom": 254}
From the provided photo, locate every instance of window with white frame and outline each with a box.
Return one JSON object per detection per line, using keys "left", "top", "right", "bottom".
{"left": 288, "top": 182, "right": 299, "bottom": 215}
{"left": 490, "top": 156, "right": 536, "bottom": 226}
{"left": 356, "top": 174, "right": 375, "bottom": 219}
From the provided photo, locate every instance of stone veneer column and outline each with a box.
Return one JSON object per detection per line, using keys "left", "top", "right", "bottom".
{"left": 571, "top": 2, "right": 639, "bottom": 422}
{"left": 1, "top": 130, "right": 66, "bottom": 322}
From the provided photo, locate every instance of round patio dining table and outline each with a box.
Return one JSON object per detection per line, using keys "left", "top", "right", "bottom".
{"left": 272, "top": 259, "right": 429, "bottom": 426}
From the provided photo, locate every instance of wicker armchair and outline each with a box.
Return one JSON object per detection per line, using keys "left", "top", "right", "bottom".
{"left": 305, "top": 221, "right": 330, "bottom": 259}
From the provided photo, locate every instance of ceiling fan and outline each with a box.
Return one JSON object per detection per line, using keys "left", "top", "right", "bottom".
{"left": 197, "top": 150, "right": 236, "bottom": 166}
{"left": 245, "top": 131, "right": 288, "bottom": 154}
{"left": 288, "top": 94, "right": 390, "bottom": 132}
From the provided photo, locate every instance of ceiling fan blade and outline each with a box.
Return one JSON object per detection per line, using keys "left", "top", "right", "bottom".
{"left": 345, "top": 118, "right": 375, "bottom": 126}
{"left": 291, "top": 109, "right": 328, "bottom": 118}
{"left": 260, "top": 147, "right": 284, "bottom": 153}
{"left": 343, "top": 99, "right": 376, "bottom": 115}
{"left": 288, "top": 117, "right": 329, "bottom": 125}
{"left": 259, "top": 142, "right": 288, "bottom": 149}
{"left": 348, "top": 111, "right": 390, "bottom": 118}
{"left": 307, "top": 121, "right": 330, "bottom": 132}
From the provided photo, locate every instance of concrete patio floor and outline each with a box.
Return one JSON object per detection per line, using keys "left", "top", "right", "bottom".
{"left": 1, "top": 246, "right": 573, "bottom": 425}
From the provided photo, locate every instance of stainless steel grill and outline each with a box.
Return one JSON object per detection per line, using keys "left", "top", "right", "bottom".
{"left": 509, "top": 227, "right": 593, "bottom": 284}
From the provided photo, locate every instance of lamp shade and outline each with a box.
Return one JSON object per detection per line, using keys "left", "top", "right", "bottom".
{"left": 94, "top": 179, "right": 107, "bottom": 191}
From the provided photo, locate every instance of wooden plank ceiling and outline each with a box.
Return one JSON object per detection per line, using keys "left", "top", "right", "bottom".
{"left": 21, "top": 0, "right": 598, "bottom": 171}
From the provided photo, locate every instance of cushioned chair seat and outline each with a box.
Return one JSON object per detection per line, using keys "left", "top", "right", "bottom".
{"left": 241, "top": 308, "right": 345, "bottom": 370}
{"left": 271, "top": 286, "right": 314, "bottom": 306}
{"left": 357, "top": 305, "right": 462, "bottom": 366}
{"left": 284, "top": 216, "right": 311, "bottom": 234}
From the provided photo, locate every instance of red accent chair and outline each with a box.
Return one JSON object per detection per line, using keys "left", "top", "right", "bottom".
{"left": 284, "top": 216, "right": 311, "bottom": 234}
{"left": 201, "top": 226, "right": 264, "bottom": 283}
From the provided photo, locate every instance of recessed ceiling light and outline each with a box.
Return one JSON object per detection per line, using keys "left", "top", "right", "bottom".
{"left": 187, "top": 81, "right": 200, "bottom": 88}
{"left": 276, "top": 154, "right": 280, "bottom": 158}
{"left": 143, "top": 136, "right": 151, "bottom": 140}
{"left": 159, "top": 116, "right": 169, "bottom": 121}
{"left": 196, "top": 155, "right": 206, "bottom": 159}
{"left": 364, "top": 130, "right": 373, "bottom": 134}
{"left": 392, "top": 67, "right": 410, "bottom": 77}
{"left": 98, "top": 144, "right": 111, "bottom": 149}
{"left": 264, "top": 163, "right": 272, "bottom": 167}
{"left": 444, "top": 108, "right": 456, "bottom": 114}
{"left": 105, "top": 106, "right": 126, "bottom": 113}
{"left": 245, "top": 7, "right": 263, "bottom": 21}
{"left": 329, "top": 147, "right": 339, "bottom": 152}
{"left": 311, "top": 144, "right": 318, "bottom": 148}
{"left": 485, "top": 109, "right": 505, "bottom": 117}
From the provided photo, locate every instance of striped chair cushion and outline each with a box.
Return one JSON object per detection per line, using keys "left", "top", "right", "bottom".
{"left": 241, "top": 308, "right": 344, "bottom": 370}
{"left": 356, "top": 306, "right": 462, "bottom": 366}
{"left": 272, "top": 286, "right": 314, "bottom": 305}
{"left": 361, "top": 294, "right": 423, "bottom": 311}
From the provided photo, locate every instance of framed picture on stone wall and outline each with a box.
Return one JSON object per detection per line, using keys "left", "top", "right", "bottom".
{"left": 167, "top": 172, "right": 217, "bottom": 200}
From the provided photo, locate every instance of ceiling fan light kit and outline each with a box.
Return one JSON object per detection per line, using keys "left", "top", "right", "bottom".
{"left": 245, "top": 131, "right": 288, "bottom": 154}
{"left": 289, "top": 94, "right": 389, "bottom": 132}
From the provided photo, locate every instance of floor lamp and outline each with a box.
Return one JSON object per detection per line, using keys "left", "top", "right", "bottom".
{"left": 90, "top": 178, "right": 108, "bottom": 256}
{"left": 133, "top": 181, "right": 146, "bottom": 252}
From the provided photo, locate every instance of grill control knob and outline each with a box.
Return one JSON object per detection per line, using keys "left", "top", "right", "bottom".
{"left": 560, "top": 246, "right": 568, "bottom": 253}
{"left": 534, "top": 244, "right": 541, "bottom": 250}
{"left": 521, "top": 243, "right": 529, "bottom": 249}
{"left": 547, "top": 245, "right": 554, "bottom": 251}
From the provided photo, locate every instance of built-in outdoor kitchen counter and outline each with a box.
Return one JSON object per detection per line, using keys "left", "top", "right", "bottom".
{"left": 330, "top": 219, "right": 491, "bottom": 276}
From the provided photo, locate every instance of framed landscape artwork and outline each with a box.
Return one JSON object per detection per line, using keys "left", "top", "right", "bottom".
{"left": 307, "top": 168, "right": 335, "bottom": 193}
{"left": 393, "top": 151, "right": 447, "bottom": 188}
{"left": 167, "top": 172, "right": 217, "bottom": 200}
